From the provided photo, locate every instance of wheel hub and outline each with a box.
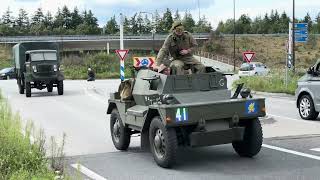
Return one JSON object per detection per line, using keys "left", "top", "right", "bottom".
{"left": 300, "top": 98, "right": 311, "bottom": 117}
{"left": 154, "top": 133, "right": 162, "bottom": 149}
{"left": 153, "top": 129, "right": 165, "bottom": 159}
{"left": 113, "top": 119, "right": 121, "bottom": 142}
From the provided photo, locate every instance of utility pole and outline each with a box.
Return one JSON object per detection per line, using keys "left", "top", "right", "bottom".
{"left": 292, "top": 0, "right": 295, "bottom": 72}
{"left": 233, "top": 0, "right": 236, "bottom": 72}
{"left": 198, "top": 0, "right": 202, "bottom": 63}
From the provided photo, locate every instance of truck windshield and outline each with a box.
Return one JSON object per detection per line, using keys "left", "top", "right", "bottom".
{"left": 31, "top": 52, "right": 57, "bottom": 61}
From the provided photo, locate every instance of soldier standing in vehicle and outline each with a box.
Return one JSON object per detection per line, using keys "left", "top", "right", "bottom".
{"left": 156, "top": 21, "right": 205, "bottom": 75}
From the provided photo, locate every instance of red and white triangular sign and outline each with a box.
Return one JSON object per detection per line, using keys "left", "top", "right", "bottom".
{"left": 243, "top": 51, "right": 255, "bottom": 63}
{"left": 115, "top": 49, "right": 129, "bottom": 61}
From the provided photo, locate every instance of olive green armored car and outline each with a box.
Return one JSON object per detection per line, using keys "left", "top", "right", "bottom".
{"left": 107, "top": 67, "right": 266, "bottom": 168}
{"left": 13, "top": 42, "right": 64, "bottom": 97}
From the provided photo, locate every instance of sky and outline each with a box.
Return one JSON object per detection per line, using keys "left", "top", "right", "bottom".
{"left": 1, "top": 0, "right": 320, "bottom": 29}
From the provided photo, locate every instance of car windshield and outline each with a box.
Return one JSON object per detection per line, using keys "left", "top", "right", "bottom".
{"left": 240, "top": 63, "right": 254, "bottom": 71}
{"left": 31, "top": 52, "right": 57, "bottom": 61}
{"left": 0, "top": 68, "right": 12, "bottom": 73}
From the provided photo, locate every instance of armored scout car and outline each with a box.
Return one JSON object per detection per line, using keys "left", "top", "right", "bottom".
{"left": 13, "top": 42, "right": 64, "bottom": 97}
{"left": 107, "top": 68, "right": 266, "bottom": 168}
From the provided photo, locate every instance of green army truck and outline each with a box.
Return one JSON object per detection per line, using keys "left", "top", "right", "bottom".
{"left": 13, "top": 42, "right": 64, "bottom": 97}
{"left": 107, "top": 67, "right": 266, "bottom": 168}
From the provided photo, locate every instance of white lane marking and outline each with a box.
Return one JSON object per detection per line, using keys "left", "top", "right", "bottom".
{"left": 267, "top": 113, "right": 320, "bottom": 125}
{"left": 71, "top": 163, "right": 107, "bottom": 180}
{"left": 310, "top": 148, "right": 320, "bottom": 152}
{"left": 263, "top": 144, "right": 320, "bottom": 161}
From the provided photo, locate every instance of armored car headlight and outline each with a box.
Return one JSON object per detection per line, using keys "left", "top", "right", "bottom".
{"left": 162, "top": 94, "right": 175, "bottom": 104}
{"left": 53, "top": 65, "right": 58, "bottom": 72}
{"left": 32, "top": 66, "right": 37, "bottom": 72}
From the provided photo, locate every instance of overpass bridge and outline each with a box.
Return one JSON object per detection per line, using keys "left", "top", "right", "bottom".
{"left": 0, "top": 34, "right": 210, "bottom": 51}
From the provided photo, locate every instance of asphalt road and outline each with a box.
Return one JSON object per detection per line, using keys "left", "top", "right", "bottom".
{"left": 0, "top": 79, "right": 320, "bottom": 180}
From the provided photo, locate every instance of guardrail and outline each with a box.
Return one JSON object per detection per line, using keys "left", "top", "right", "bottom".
{"left": 196, "top": 51, "right": 241, "bottom": 67}
{"left": 0, "top": 33, "right": 211, "bottom": 43}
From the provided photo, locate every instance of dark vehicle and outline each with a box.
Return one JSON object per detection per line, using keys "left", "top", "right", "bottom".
{"left": 107, "top": 67, "right": 266, "bottom": 168}
{"left": 13, "top": 42, "right": 64, "bottom": 97}
{"left": 0, "top": 67, "right": 16, "bottom": 80}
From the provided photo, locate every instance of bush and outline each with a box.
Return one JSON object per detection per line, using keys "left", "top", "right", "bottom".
{"left": 0, "top": 94, "right": 55, "bottom": 179}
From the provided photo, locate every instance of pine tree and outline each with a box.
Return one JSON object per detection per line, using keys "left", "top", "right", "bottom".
{"left": 182, "top": 11, "right": 195, "bottom": 32}
{"left": 303, "top": 13, "right": 312, "bottom": 32}
{"left": 62, "top": 5, "right": 72, "bottom": 29}
{"left": 31, "top": 8, "right": 44, "bottom": 25}
{"left": 105, "top": 16, "right": 118, "bottom": 34}
{"left": 70, "top": 7, "right": 83, "bottom": 29}
{"left": 43, "top": 11, "right": 53, "bottom": 29}
{"left": 173, "top": 9, "right": 181, "bottom": 21}
{"left": 16, "top": 8, "right": 29, "bottom": 28}
{"left": 1, "top": 7, "right": 14, "bottom": 27}
{"left": 123, "top": 16, "right": 131, "bottom": 34}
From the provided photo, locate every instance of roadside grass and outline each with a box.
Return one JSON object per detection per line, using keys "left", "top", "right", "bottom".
{"left": 233, "top": 70, "right": 303, "bottom": 95}
{"left": 0, "top": 92, "right": 72, "bottom": 180}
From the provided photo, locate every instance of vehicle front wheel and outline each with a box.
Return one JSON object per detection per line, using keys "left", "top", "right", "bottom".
{"left": 149, "top": 116, "right": 177, "bottom": 168}
{"left": 57, "top": 81, "right": 63, "bottom": 95}
{"left": 18, "top": 78, "right": 24, "bottom": 94}
{"left": 298, "top": 95, "right": 319, "bottom": 120}
{"left": 232, "top": 118, "right": 263, "bottom": 157}
{"left": 25, "top": 82, "right": 31, "bottom": 97}
{"left": 110, "top": 109, "right": 131, "bottom": 150}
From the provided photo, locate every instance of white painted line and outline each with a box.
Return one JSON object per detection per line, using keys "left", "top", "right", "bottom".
{"left": 310, "top": 148, "right": 320, "bottom": 152}
{"left": 267, "top": 113, "right": 320, "bottom": 125}
{"left": 263, "top": 144, "right": 320, "bottom": 161}
{"left": 71, "top": 163, "right": 107, "bottom": 180}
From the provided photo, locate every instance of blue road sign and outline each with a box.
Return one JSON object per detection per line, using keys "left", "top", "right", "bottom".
{"left": 295, "top": 36, "right": 308, "bottom": 43}
{"left": 294, "top": 23, "right": 308, "bottom": 43}
{"left": 294, "top": 23, "right": 308, "bottom": 29}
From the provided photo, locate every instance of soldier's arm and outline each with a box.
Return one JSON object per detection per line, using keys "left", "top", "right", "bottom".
{"left": 156, "top": 35, "right": 171, "bottom": 66}
{"left": 187, "top": 34, "right": 198, "bottom": 55}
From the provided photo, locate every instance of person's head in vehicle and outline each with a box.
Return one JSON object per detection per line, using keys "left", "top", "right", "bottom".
{"left": 155, "top": 21, "right": 205, "bottom": 75}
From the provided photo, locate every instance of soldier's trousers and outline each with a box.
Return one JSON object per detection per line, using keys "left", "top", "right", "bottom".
{"left": 170, "top": 56, "right": 205, "bottom": 75}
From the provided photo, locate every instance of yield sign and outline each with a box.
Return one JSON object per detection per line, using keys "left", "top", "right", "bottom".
{"left": 115, "top": 49, "right": 129, "bottom": 61}
{"left": 133, "top": 57, "right": 155, "bottom": 67}
{"left": 243, "top": 51, "right": 256, "bottom": 63}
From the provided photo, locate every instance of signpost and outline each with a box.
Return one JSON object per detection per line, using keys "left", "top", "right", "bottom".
{"left": 133, "top": 57, "right": 155, "bottom": 68}
{"left": 116, "top": 49, "right": 129, "bottom": 81}
{"left": 294, "top": 23, "right": 308, "bottom": 43}
{"left": 242, "top": 51, "right": 255, "bottom": 63}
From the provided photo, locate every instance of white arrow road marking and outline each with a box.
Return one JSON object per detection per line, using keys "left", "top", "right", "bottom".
{"left": 71, "top": 163, "right": 107, "bottom": 180}
{"left": 310, "top": 148, "right": 320, "bottom": 152}
{"left": 263, "top": 144, "right": 320, "bottom": 161}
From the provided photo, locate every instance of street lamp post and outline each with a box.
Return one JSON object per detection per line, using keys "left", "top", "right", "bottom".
{"left": 233, "top": 0, "right": 236, "bottom": 72}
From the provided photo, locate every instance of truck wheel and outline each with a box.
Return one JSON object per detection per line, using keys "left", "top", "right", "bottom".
{"left": 25, "top": 82, "right": 31, "bottom": 97}
{"left": 57, "top": 81, "right": 63, "bottom": 95}
{"left": 298, "top": 95, "right": 319, "bottom": 120}
{"left": 110, "top": 109, "right": 131, "bottom": 150}
{"left": 47, "top": 84, "right": 53, "bottom": 92}
{"left": 149, "top": 116, "right": 177, "bottom": 168}
{"left": 18, "top": 78, "right": 24, "bottom": 94}
{"left": 232, "top": 118, "right": 263, "bottom": 157}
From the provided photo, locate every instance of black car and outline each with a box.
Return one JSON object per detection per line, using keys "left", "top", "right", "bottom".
{"left": 0, "top": 67, "right": 16, "bottom": 80}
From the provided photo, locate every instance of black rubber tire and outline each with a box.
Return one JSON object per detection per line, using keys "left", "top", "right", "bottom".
{"left": 298, "top": 95, "right": 319, "bottom": 120}
{"left": 25, "top": 82, "right": 31, "bottom": 98}
{"left": 149, "top": 116, "right": 177, "bottom": 168}
{"left": 47, "top": 84, "right": 53, "bottom": 92}
{"left": 110, "top": 109, "right": 131, "bottom": 150}
{"left": 18, "top": 78, "right": 24, "bottom": 94}
{"left": 232, "top": 119, "right": 263, "bottom": 157}
{"left": 57, "top": 81, "right": 63, "bottom": 95}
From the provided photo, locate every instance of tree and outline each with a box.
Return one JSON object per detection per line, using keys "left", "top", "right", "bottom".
{"left": 31, "top": 8, "right": 44, "bottom": 25}
{"left": 143, "top": 14, "right": 152, "bottom": 33}
{"left": 54, "top": 8, "right": 64, "bottom": 29}
{"left": 70, "top": 7, "right": 83, "bottom": 29}
{"left": 154, "top": 10, "right": 163, "bottom": 33}
{"left": 161, "top": 8, "right": 173, "bottom": 32}
{"left": 123, "top": 16, "right": 131, "bottom": 34}
{"left": 1, "top": 7, "right": 14, "bottom": 27}
{"left": 16, "top": 8, "right": 29, "bottom": 28}
{"left": 279, "top": 11, "right": 290, "bottom": 33}
{"left": 236, "top": 14, "right": 252, "bottom": 34}
{"left": 62, "top": 5, "right": 72, "bottom": 29}
{"left": 303, "top": 13, "right": 312, "bottom": 32}
{"left": 43, "top": 11, "right": 53, "bottom": 29}
{"left": 173, "top": 9, "right": 181, "bottom": 21}
{"left": 193, "top": 15, "right": 212, "bottom": 33}
{"left": 182, "top": 11, "right": 195, "bottom": 32}
{"left": 130, "top": 13, "right": 138, "bottom": 34}
{"left": 105, "top": 16, "right": 118, "bottom": 34}
{"left": 136, "top": 13, "right": 144, "bottom": 34}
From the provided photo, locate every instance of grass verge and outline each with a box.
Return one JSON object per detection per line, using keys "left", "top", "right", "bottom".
{"left": 233, "top": 70, "right": 302, "bottom": 95}
{"left": 0, "top": 93, "right": 56, "bottom": 180}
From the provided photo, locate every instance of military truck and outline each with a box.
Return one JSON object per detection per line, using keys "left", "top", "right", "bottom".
{"left": 107, "top": 68, "right": 266, "bottom": 168}
{"left": 13, "top": 42, "right": 64, "bottom": 97}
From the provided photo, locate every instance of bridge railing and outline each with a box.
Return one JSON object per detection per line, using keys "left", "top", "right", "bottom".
{"left": 195, "top": 51, "right": 241, "bottom": 67}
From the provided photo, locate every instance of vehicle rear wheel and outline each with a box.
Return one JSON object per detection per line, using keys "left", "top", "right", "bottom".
{"left": 298, "top": 95, "right": 319, "bottom": 120}
{"left": 110, "top": 108, "right": 131, "bottom": 150}
{"left": 57, "top": 81, "right": 63, "bottom": 95}
{"left": 232, "top": 118, "right": 263, "bottom": 157}
{"left": 18, "top": 78, "right": 24, "bottom": 94}
{"left": 47, "top": 84, "right": 53, "bottom": 92}
{"left": 149, "top": 116, "right": 177, "bottom": 168}
{"left": 25, "top": 82, "right": 31, "bottom": 98}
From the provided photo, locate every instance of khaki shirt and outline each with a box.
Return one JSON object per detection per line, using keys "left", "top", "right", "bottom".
{"left": 156, "top": 31, "right": 198, "bottom": 66}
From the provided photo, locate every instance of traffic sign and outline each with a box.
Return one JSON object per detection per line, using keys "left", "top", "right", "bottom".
{"left": 115, "top": 49, "right": 129, "bottom": 61}
{"left": 243, "top": 51, "right": 255, "bottom": 63}
{"left": 133, "top": 57, "right": 155, "bottom": 68}
{"left": 293, "top": 23, "right": 308, "bottom": 43}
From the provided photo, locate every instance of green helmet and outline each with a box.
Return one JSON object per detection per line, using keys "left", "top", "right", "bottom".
{"left": 170, "top": 21, "right": 184, "bottom": 31}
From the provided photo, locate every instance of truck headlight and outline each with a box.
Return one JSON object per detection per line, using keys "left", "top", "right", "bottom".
{"left": 32, "top": 66, "right": 37, "bottom": 72}
{"left": 53, "top": 65, "right": 58, "bottom": 72}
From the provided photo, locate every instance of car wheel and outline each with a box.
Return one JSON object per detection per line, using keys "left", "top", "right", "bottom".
{"left": 57, "top": 81, "right": 63, "bottom": 95}
{"left": 232, "top": 118, "right": 263, "bottom": 157}
{"left": 18, "top": 78, "right": 24, "bottom": 94}
{"left": 149, "top": 116, "right": 177, "bottom": 168}
{"left": 298, "top": 95, "right": 319, "bottom": 120}
{"left": 110, "top": 108, "right": 131, "bottom": 150}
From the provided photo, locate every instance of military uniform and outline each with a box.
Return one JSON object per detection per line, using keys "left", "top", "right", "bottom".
{"left": 156, "top": 31, "right": 205, "bottom": 75}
